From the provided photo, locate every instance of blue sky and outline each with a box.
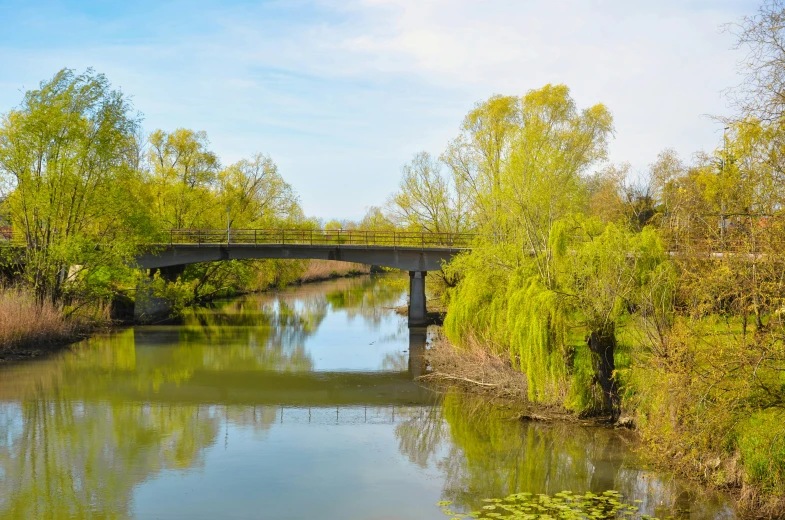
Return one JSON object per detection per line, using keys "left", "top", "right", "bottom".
{"left": 0, "top": 0, "right": 758, "bottom": 220}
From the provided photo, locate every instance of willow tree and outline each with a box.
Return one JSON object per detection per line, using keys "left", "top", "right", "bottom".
{"left": 556, "top": 221, "right": 669, "bottom": 418}
{"left": 444, "top": 85, "right": 616, "bottom": 411}
{"left": 0, "top": 68, "right": 147, "bottom": 303}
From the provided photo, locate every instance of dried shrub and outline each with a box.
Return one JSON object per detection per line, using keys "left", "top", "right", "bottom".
{"left": 298, "top": 260, "right": 369, "bottom": 283}
{"left": 422, "top": 333, "right": 529, "bottom": 402}
{"left": 0, "top": 288, "right": 72, "bottom": 351}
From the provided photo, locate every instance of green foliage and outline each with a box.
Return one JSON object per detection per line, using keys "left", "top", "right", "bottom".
{"left": 445, "top": 215, "right": 670, "bottom": 414}
{"left": 0, "top": 68, "right": 310, "bottom": 310}
{"left": 506, "top": 273, "right": 569, "bottom": 404}
{"left": 737, "top": 409, "right": 785, "bottom": 492}
{"left": 147, "top": 128, "right": 220, "bottom": 230}
{"left": 0, "top": 68, "right": 150, "bottom": 303}
{"left": 438, "top": 490, "right": 655, "bottom": 520}
{"left": 359, "top": 205, "right": 396, "bottom": 231}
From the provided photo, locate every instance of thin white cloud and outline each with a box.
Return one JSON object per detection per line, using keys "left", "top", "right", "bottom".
{"left": 0, "top": 0, "right": 758, "bottom": 218}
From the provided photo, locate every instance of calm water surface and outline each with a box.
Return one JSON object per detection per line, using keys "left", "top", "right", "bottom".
{"left": 0, "top": 275, "right": 735, "bottom": 519}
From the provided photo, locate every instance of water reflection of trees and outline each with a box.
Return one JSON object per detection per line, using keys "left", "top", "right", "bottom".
{"left": 394, "top": 391, "right": 736, "bottom": 519}
{"left": 0, "top": 275, "right": 733, "bottom": 520}
{"left": 0, "top": 399, "right": 219, "bottom": 519}
{"left": 0, "top": 275, "right": 410, "bottom": 519}
{"left": 325, "top": 275, "right": 406, "bottom": 324}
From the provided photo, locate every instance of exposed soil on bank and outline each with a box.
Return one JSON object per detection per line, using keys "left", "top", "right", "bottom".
{"left": 419, "top": 335, "right": 588, "bottom": 423}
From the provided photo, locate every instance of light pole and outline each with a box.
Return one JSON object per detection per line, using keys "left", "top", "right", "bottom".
{"left": 719, "top": 126, "right": 729, "bottom": 241}
{"left": 226, "top": 205, "right": 231, "bottom": 244}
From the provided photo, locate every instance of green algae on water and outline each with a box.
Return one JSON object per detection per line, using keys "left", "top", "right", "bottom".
{"left": 438, "top": 490, "right": 660, "bottom": 520}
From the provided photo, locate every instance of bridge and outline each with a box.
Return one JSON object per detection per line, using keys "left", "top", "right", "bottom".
{"left": 135, "top": 229, "right": 474, "bottom": 325}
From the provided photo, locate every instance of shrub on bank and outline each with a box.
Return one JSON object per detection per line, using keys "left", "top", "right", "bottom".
{"left": 298, "top": 260, "right": 370, "bottom": 283}
{"left": 630, "top": 317, "right": 785, "bottom": 515}
{"left": 0, "top": 289, "right": 74, "bottom": 352}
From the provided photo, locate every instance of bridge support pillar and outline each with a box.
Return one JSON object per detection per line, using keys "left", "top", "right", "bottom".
{"left": 408, "top": 271, "right": 427, "bottom": 327}
{"left": 408, "top": 327, "right": 427, "bottom": 378}
{"left": 134, "top": 265, "right": 186, "bottom": 323}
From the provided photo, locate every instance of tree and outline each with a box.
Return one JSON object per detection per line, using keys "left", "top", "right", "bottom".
{"left": 443, "top": 86, "right": 618, "bottom": 414}
{"left": 442, "top": 95, "right": 521, "bottom": 227}
{"left": 0, "top": 68, "right": 146, "bottom": 303}
{"left": 730, "top": 0, "right": 785, "bottom": 122}
{"left": 498, "top": 85, "right": 613, "bottom": 286}
{"left": 359, "top": 206, "right": 395, "bottom": 231}
{"left": 388, "top": 151, "right": 468, "bottom": 234}
{"left": 585, "top": 164, "right": 628, "bottom": 225}
{"left": 146, "top": 128, "right": 219, "bottom": 230}
{"left": 557, "top": 221, "right": 668, "bottom": 419}
{"left": 219, "top": 153, "right": 300, "bottom": 228}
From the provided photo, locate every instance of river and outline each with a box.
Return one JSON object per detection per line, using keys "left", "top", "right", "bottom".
{"left": 0, "top": 275, "right": 735, "bottom": 519}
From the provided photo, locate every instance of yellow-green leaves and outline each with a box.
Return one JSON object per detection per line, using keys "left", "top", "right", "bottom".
{"left": 388, "top": 151, "right": 468, "bottom": 234}
{"left": 0, "top": 68, "right": 144, "bottom": 302}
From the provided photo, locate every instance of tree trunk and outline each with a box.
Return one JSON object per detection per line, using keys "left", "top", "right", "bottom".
{"left": 587, "top": 326, "right": 620, "bottom": 421}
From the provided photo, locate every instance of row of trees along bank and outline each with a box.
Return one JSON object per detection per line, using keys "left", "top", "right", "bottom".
{"left": 0, "top": 68, "right": 317, "bottom": 320}
{"left": 377, "top": 2, "right": 785, "bottom": 515}
{"left": 1, "top": 2, "right": 784, "bottom": 514}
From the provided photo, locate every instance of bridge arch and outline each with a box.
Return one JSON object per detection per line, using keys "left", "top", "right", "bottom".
{"left": 134, "top": 229, "right": 473, "bottom": 326}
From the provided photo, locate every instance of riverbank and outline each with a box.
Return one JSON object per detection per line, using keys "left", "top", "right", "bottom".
{"left": 296, "top": 260, "right": 370, "bottom": 283}
{"left": 423, "top": 334, "right": 782, "bottom": 519}
{"left": 421, "top": 335, "right": 592, "bottom": 423}
{"left": 0, "top": 288, "right": 108, "bottom": 362}
{"left": 0, "top": 260, "right": 372, "bottom": 362}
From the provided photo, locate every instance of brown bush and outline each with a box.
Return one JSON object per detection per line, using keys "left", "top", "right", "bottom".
{"left": 298, "top": 260, "right": 369, "bottom": 283}
{"left": 0, "top": 289, "right": 77, "bottom": 352}
{"left": 421, "top": 334, "right": 529, "bottom": 402}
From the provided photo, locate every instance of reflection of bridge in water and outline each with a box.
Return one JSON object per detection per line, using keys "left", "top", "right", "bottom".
{"left": 252, "top": 405, "right": 428, "bottom": 426}
{"left": 0, "top": 328, "right": 434, "bottom": 408}
{"left": 110, "top": 327, "right": 432, "bottom": 407}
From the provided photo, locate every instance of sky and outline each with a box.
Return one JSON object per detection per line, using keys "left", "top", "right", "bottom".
{"left": 0, "top": 0, "right": 759, "bottom": 220}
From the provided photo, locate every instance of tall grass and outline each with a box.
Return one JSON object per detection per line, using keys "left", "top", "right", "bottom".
{"left": 298, "top": 260, "right": 369, "bottom": 283}
{"left": 0, "top": 289, "right": 78, "bottom": 352}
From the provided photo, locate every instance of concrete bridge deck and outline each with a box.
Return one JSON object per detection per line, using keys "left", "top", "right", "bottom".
{"left": 136, "top": 228, "right": 473, "bottom": 271}
{"left": 134, "top": 229, "right": 474, "bottom": 325}
{"left": 137, "top": 243, "right": 467, "bottom": 272}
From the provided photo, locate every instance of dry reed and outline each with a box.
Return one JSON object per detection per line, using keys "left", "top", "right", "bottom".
{"left": 298, "top": 260, "right": 369, "bottom": 283}
{"left": 421, "top": 334, "right": 529, "bottom": 400}
{"left": 0, "top": 289, "right": 78, "bottom": 353}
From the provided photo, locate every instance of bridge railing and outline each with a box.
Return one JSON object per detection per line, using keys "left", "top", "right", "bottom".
{"left": 163, "top": 229, "right": 476, "bottom": 248}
